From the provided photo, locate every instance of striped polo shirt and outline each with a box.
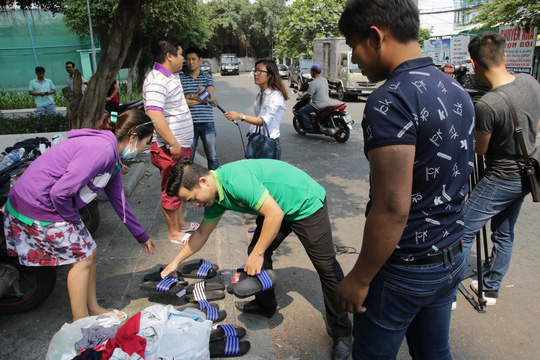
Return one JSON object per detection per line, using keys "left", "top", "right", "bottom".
{"left": 180, "top": 70, "right": 215, "bottom": 123}
{"left": 143, "top": 62, "right": 193, "bottom": 148}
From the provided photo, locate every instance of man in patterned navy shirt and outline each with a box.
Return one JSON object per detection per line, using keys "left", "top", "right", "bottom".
{"left": 337, "top": 0, "right": 475, "bottom": 358}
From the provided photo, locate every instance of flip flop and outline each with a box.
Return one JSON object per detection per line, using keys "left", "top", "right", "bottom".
{"left": 181, "top": 258, "right": 219, "bottom": 279}
{"left": 247, "top": 226, "right": 257, "bottom": 233}
{"left": 108, "top": 308, "right": 128, "bottom": 323}
{"left": 210, "top": 338, "right": 251, "bottom": 358}
{"left": 210, "top": 324, "right": 246, "bottom": 342}
{"left": 143, "top": 266, "right": 183, "bottom": 282}
{"left": 233, "top": 269, "right": 277, "bottom": 299}
{"left": 181, "top": 222, "right": 200, "bottom": 232}
{"left": 139, "top": 275, "right": 188, "bottom": 294}
{"left": 184, "top": 281, "right": 226, "bottom": 303}
{"left": 178, "top": 301, "right": 227, "bottom": 323}
{"left": 185, "top": 281, "right": 225, "bottom": 294}
{"left": 170, "top": 233, "right": 191, "bottom": 245}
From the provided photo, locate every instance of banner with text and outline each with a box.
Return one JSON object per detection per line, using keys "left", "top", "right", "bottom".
{"left": 499, "top": 26, "right": 538, "bottom": 74}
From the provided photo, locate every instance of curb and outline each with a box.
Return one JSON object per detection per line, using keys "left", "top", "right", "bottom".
{"left": 123, "top": 161, "right": 149, "bottom": 197}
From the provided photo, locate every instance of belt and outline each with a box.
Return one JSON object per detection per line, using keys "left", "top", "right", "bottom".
{"left": 388, "top": 239, "right": 462, "bottom": 266}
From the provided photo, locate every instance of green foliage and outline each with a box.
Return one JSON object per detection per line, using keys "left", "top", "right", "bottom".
{"left": 274, "top": 0, "right": 346, "bottom": 59}
{"left": 0, "top": 113, "right": 67, "bottom": 134}
{"left": 0, "top": 90, "right": 67, "bottom": 110}
{"left": 419, "top": 27, "right": 433, "bottom": 49}
{"left": 470, "top": 0, "right": 540, "bottom": 31}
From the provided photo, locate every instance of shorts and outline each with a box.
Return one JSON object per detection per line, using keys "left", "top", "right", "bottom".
{"left": 150, "top": 142, "right": 193, "bottom": 210}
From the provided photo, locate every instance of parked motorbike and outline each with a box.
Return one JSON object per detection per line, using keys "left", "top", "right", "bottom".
{"left": 0, "top": 140, "right": 99, "bottom": 314}
{"left": 292, "top": 90, "right": 354, "bottom": 143}
{"left": 439, "top": 61, "right": 489, "bottom": 101}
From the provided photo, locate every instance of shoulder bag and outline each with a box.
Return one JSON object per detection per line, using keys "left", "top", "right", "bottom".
{"left": 245, "top": 120, "right": 279, "bottom": 160}
{"left": 494, "top": 89, "right": 540, "bottom": 202}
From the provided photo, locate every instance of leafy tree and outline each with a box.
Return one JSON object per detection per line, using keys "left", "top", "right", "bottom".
{"left": 204, "top": 0, "right": 252, "bottom": 55}
{"left": 274, "top": 0, "right": 345, "bottom": 59}
{"left": 248, "top": 0, "right": 288, "bottom": 58}
{"left": 419, "top": 27, "right": 433, "bottom": 49}
{"left": 470, "top": 0, "right": 540, "bottom": 31}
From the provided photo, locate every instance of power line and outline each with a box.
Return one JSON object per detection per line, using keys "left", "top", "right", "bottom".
{"left": 420, "top": 4, "right": 483, "bottom": 15}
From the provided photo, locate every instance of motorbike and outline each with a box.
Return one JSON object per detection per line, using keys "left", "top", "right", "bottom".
{"left": 439, "top": 61, "right": 489, "bottom": 101}
{"left": 0, "top": 140, "right": 99, "bottom": 314}
{"left": 291, "top": 90, "right": 354, "bottom": 143}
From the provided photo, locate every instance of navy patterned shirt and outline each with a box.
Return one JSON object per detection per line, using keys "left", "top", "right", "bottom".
{"left": 363, "top": 57, "right": 476, "bottom": 262}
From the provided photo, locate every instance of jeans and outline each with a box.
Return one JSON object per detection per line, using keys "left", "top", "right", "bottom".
{"left": 352, "top": 251, "right": 465, "bottom": 360}
{"left": 35, "top": 104, "right": 57, "bottom": 116}
{"left": 298, "top": 103, "right": 317, "bottom": 129}
{"left": 461, "top": 174, "right": 527, "bottom": 292}
{"left": 191, "top": 122, "right": 219, "bottom": 170}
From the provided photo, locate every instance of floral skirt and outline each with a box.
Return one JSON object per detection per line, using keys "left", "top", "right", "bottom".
{"left": 3, "top": 207, "right": 96, "bottom": 266}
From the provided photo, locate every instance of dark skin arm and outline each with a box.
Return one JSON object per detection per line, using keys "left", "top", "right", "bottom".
{"left": 338, "top": 144, "right": 414, "bottom": 313}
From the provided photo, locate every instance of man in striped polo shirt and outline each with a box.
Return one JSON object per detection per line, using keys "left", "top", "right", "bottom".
{"left": 180, "top": 47, "right": 219, "bottom": 170}
{"left": 143, "top": 37, "right": 198, "bottom": 243}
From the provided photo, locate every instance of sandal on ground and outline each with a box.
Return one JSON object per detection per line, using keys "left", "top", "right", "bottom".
{"left": 108, "top": 308, "right": 128, "bottom": 323}
{"left": 181, "top": 258, "right": 219, "bottom": 279}
{"left": 210, "top": 324, "right": 246, "bottom": 342}
{"left": 181, "top": 222, "right": 200, "bottom": 232}
{"left": 178, "top": 301, "right": 227, "bottom": 323}
{"left": 139, "top": 275, "right": 188, "bottom": 294}
{"left": 170, "top": 233, "right": 191, "bottom": 245}
{"left": 184, "top": 281, "right": 226, "bottom": 303}
{"left": 210, "top": 338, "right": 251, "bottom": 358}
{"left": 232, "top": 268, "right": 277, "bottom": 299}
{"left": 143, "top": 266, "right": 183, "bottom": 282}
{"left": 185, "top": 280, "right": 225, "bottom": 294}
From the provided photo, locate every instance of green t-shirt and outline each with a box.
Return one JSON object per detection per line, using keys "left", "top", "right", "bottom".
{"left": 203, "top": 159, "right": 326, "bottom": 223}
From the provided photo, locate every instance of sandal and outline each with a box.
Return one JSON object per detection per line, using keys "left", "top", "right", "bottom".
{"left": 185, "top": 280, "right": 225, "bottom": 293}
{"left": 108, "top": 308, "right": 128, "bottom": 323}
{"left": 181, "top": 258, "right": 219, "bottom": 279}
{"left": 170, "top": 233, "right": 191, "bottom": 245}
{"left": 143, "top": 266, "right": 183, "bottom": 282}
{"left": 139, "top": 275, "right": 188, "bottom": 294}
{"left": 232, "top": 268, "right": 277, "bottom": 299}
{"left": 178, "top": 301, "right": 227, "bottom": 323}
{"left": 184, "top": 281, "right": 226, "bottom": 303}
{"left": 210, "top": 338, "right": 251, "bottom": 358}
{"left": 181, "top": 222, "right": 200, "bottom": 232}
{"left": 210, "top": 324, "right": 246, "bottom": 342}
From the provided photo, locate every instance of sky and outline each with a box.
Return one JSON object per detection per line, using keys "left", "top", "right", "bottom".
{"left": 419, "top": 0, "right": 458, "bottom": 37}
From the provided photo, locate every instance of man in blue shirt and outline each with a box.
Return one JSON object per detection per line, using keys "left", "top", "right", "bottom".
{"left": 180, "top": 47, "right": 219, "bottom": 170}
{"left": 337, "top": 1, "right": 475, "bottom": 358}
{"left": 29, "top": 66, "right": 57, "bottom": 116}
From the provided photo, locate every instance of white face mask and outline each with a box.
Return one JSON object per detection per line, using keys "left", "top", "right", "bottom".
{"left": 120, "top": 138, "right": 138, "bottom": 160}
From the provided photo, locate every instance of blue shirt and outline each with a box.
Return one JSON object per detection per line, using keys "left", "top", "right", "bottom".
{"left": 180, "top": 70, "right": 215, "bottom": 123}
{"left": 363, "top": 57, "right": 475, "bottom": 262}
{"left": 29, "top": 78, "right": 56, "bottom": 107}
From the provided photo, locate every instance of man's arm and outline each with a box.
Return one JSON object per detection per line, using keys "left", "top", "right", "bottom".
{"left": 244, "top": 194, "right": 284, "bottom": 275}
{"left": 475, "top": 132, "right": 491, "bottom": 155}
{"left": 161, "top": 219, "right": 220, "bottom": 278}
{"left": 185, "top": 86, "right": 215, "bottom": 107}
{"left": 338, "top": 144, "right": 414, "bottom": 313}
{"left": 146, "top": 109, "right": 183, "bottom": 160}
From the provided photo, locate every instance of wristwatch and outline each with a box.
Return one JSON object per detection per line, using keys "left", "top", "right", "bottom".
{"left": 242, "top": 114, "right": 246, "bottom": 121}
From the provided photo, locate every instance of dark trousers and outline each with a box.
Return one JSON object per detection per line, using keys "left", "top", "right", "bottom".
{"left": 247, "top": 199, "right": 352, "bottom": 337}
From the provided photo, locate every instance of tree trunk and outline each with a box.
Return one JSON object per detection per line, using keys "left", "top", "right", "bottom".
{"left": 126, "top": 46, "right": 142, "bottom": 94}
{"left": 77, "top": 0, "right": 146, "bottom": 129}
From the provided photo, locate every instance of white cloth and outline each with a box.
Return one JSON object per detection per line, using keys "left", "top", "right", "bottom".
{"left": 250, "top": 88, "right": 286, "bottom": 139}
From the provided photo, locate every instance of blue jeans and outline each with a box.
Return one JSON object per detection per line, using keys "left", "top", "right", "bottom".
{"left": 352, "top": 251, "right": 465, "bottom": 360}
{"left": 462, "top": 174, "right": 527, "bottom": 292}
{"left": 35, "top": 104, "right": 57, "bottom": 116}
{"left": 298, "top": 103, "right": 317, "bottom": 129}
{"left": 191, "top": 122, "right": 219, "bottom": 170}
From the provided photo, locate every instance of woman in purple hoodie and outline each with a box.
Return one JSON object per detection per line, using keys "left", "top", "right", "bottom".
{"left": 3, "top": 110, "right": 157, "bottom": 321}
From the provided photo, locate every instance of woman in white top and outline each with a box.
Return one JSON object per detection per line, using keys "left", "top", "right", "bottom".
{"left": 225, "top": 59, "right": 289, "bottom": 159}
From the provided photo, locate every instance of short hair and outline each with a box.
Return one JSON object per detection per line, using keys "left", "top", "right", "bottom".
{"left": 65, "top": 61, "right": 76, "bottom": 68}
{"left": 35, "top": 66, "right": 45, "bottom": 73}
{"left": 339, "top": 0, "right": 419, "bottom": 43}
{"left": 185, "top": 47, "right": 203, "bottom": 59}
{"left": 166, "top": 159, "right": 210, "bottom": 197}
{"left": 152, "top": 37, "right": 183, "bottom": 64}
{"left": 468, "top": 32, "right": 506, "bottom": 69}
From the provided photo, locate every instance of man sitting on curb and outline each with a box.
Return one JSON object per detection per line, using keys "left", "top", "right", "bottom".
{"left": 161, "top": 159, "right": 352, "bottom": 360}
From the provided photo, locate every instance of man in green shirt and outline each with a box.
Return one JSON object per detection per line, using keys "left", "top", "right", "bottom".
{"left": 162, "top": 159, "right": 352, "bottom": 360}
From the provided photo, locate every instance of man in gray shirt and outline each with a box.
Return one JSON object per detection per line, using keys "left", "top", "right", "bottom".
{"left": 461, "top": 32, "right": 540, "bottom": 306}
{"left": 297, "top": 64, "right": 330, "bottom": 131}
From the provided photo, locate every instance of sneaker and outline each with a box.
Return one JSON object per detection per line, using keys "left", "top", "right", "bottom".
{"left": 470, "top": 280, "right": 498, "bottom": 306}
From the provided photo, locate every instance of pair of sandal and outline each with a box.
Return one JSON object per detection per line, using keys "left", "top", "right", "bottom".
{"left": 170, "top": 222, "right": 199, "bottom": 245}
{"left": 227, "top": 265, "right": 277, "bottom": 298}
{"left": 210, "top": 324, "right": 250, "bottom": 358}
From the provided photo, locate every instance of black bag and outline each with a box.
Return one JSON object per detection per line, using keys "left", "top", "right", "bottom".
{"left": 245, "top": 121, "right": 279, "bottom": 160}
{"left": 494, "top": 90, "right": 540, "bottom": 202}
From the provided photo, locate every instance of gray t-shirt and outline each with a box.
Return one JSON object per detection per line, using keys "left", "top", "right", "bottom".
{"left": 476, "top": 73, "right": 540, "bottom": 179}
{"left": 307, "top": 76, "right": 330, "bottom": 109}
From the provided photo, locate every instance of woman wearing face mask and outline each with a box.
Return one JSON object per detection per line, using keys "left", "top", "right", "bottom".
{"left": 2, "top": 109, "right": 157, "bottom": 321}
{"left": 225, "top": 59, "right": 288, "bottom": 159}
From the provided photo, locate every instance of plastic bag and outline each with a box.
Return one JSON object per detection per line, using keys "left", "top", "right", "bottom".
{"left": 46, "top": 312, "right": 123, "bottom": 360}
{"left": 139, "top": 304, "right": 212, "bottom": 360}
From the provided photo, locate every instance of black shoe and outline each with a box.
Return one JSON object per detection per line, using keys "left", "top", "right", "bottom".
{"left": 235, "top": 300, "right": 276, "bottom": 318}
{"left": 332, "top": 335, "right": 352, "bottom": 360}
